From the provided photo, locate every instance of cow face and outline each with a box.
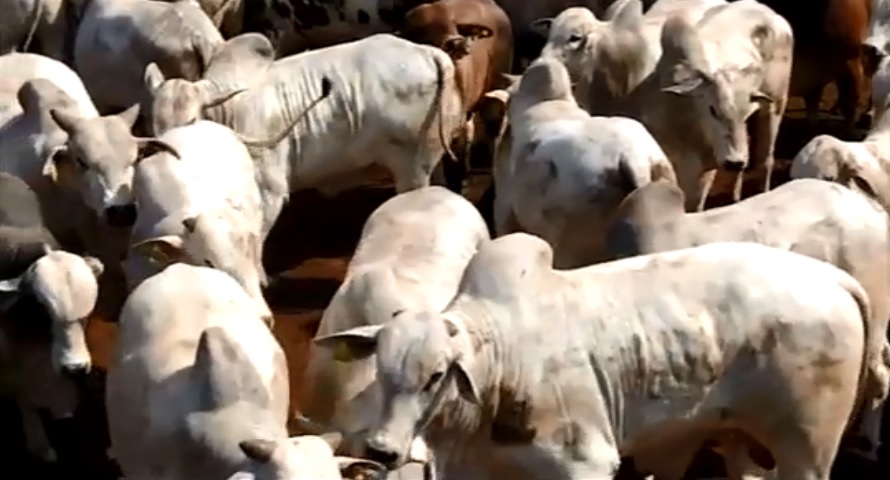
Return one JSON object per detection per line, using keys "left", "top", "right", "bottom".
{"left": 226, "top": 435, "right": 387, "bottom": 480}
{"left": 661, "top": 66, "right": 773, "bottom": 172}
{"left": 45, "top": 107, "right": 181, "bottom": 227}
{"left": 0, "top": 250, "right": 102, "bottom": 379}
{"left": 314, "top": 312, "right": 480, "bottom": 470}
{"left": 143, "top": 63, "right": 246, "bottom": 136}
{"left": 131, "top": 214, "right": 273, "bottom": 325}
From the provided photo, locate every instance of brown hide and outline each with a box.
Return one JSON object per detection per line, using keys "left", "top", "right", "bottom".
{"left": 401, "top": 0, "right": 514, "bottom": 112}
{"left": 756, "top": 0, "right": 872, "bottom": 127}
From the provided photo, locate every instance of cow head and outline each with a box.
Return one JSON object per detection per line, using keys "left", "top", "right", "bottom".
{"left": 130, "top": 214, "right": 273, "bottom": 326}
{"left": 314, "top": 312, "right": 480, "bottom": 470}
{"left": 658, "top": 15, "right": 773, "bottom": 172}
{"left": 143, "top": 33, "right": 275, "bottom": 136}
{"left": 536, "top": 0, "right": 643, "bottom": 82}
{"left": 43, "top": 106, "right": 180, "bottom": 228}
{"left": 400, "top": 3, "right": 493, "bottom": 61}
{"left": 0, "top": 249, "right": 102, "bottom": 379}
{"left": 228, "top": 435, "right": 387, "bottom": 480}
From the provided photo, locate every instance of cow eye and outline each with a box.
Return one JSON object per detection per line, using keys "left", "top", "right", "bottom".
{"left": 423, "top": 371, "right": 445, "bottom": 392}
{"left": 708, "top": 105, "right": 718, "bottom": 118}
{"left": 568, "top": 34, "right": 583, "bottom": 44}
{"left": 74, "top": 156, "right": 88, "bottom": 169}
{"left": 203, "top": 260, "right": 215, "bottom": 268}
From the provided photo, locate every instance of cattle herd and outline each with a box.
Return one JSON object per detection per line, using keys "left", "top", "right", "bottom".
{"left": 6, "top": 0, "right": 890, "bottom": 478}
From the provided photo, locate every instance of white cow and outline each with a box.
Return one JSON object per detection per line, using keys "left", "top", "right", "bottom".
{"left": 496, "top": 57, "right": 676, "bottom": 268}
{"left": 300, "top": 186, "right": 489, "bottom": 478}
{"left": 790, "top": 98, "right": 890, "bottom": 213}
{"left": 533, "top": 0, "right": 725, "bottom": 114}
{"left": 535, "top": 0, "right": 792, "bottom": 211}
{"left": 123, "top": 121, "right": 276, "bottom": 325}
{"left": 603, "top": 178, "right": 890, "bottom": 458}
{"left": 143, "top": 33, "right": 466, "bottom": 239}
{"left": 0, "top": 56, "right": 180, "bottom": 301}
{"left": 107, "top": 264, "right": 385, "bottom": 480}
{"left": 74, "top": 0, "right": 224, "bottom": 113}
{"left": 317, "top": 236, "right": 884, "bottom": 480}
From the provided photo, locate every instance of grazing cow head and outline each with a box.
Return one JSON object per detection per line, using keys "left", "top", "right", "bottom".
{"left": 0, "top": 249, "right": 103, "bottom": 379}
{"left": 314, "top": 311, "right": 480, "bottom": 470}
{"left": 536, "top": 0, "right": 644, "bottom": 84}
{"left": 19, "top": 80, "right": 181, "bottom": 228}
{"left": 144, "top": 33, "right": 276, "bottom": 136}
{"left": 658, "top": 16, "right": 773, "bottom": 172}
{"left": 130, "top": 213, "right": 273, "bottom": 325}
{"left": 400, "top": 2, "right": 493, "bottom": 61}
{"left": 228, "top": 435, "right": 388, "bottom": 480}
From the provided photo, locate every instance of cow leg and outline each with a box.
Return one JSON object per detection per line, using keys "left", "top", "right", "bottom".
{"left": 19, "top": 402, "right": 57, "bottom": 463}
{"left": 696, "top": 169, "right": 718, "bottom": 212}
{"left": 749, "top": 107, "right": 780, "bottom": 196}
{"left": 836, "top": 57, "right": 865, "bottom": 134}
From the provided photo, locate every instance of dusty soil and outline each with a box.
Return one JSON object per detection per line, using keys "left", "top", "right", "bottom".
{"left": 1, "top": 85, "right": 886, "bottom": 479}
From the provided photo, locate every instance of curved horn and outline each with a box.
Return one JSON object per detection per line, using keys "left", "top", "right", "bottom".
{"left": 239, "top": 77, "right": 333, "bottom": 151}
{"left": 135, "top": 138, "right": 182, "bottom": 161}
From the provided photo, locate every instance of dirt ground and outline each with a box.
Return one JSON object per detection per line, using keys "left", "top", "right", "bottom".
{"left": 1, "top": 86, "right": 886, "bottom": 479}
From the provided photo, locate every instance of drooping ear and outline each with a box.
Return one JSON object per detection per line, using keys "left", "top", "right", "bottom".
{"left": 457, "top": 23, "right": 493, "bottom": 41}
{"left": 49, "top": 108, "right": 81, "bottom": 133}
{"left": 143, "top": 62, "right": 166, "bottom": 91}
{"left": 0, "top": 276, "right": 23, "bottom": 311}
{"left": 118, "top": 103, "right": 142, "bottom": 130}
{"left": 529, "top": 18, "right": 553, "bottom": 37}
{"left": 451, "top": 358, "right": 481, "bottom": 405}
{"left": 131, "top": 235, "right": 186, "bottom": 267}
{"left": 41, "top": 142, "right": 70, "bottom": 182}
{"left": 661, "top": 66, "right": 709, "bottom": 96}
{"left": 313, "top": 325, "right": 383, "bottom": 363}
{"left": 194, "top": 326, "right": 272, "bottom": 409}
{"left": 442, "top": 36, "right": 471, "bottom": 60}
{"left": 135, "top": 138, "right": 181, "bottom": 161}
{"left": 83, "top": 256, "right": 104, "bottom": 278}
{"left": 750, "top": 90, "right": 773, "bottom": 104}
{"left": 239, "top": 439, "right": 277, "bottom": 463}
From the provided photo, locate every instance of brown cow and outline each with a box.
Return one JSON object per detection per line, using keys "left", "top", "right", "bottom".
{"left": 755, "top": 0, "right": 873, "bottom": 132}
{"left": 400, "top": 0, "right": 514, "bottom": 188}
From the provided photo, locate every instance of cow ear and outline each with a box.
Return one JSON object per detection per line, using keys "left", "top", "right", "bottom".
{"left": 451, "top": 358, "right": 481, "bottom": 405}
{"left": 83, "top": 256, "right": 105, "bottom": 278}
{"left": 661, "top": 66, "right": 708, "bottom": 96}
{"left": 118, "top": 103, "right": 142, "bottom": 130}
{"left": 144, "top": 63, "right": 165, "bottom": 91}
{"left": 529, "top": 18, "right": 553, "bottom": 37}
{"left": 0, "top": 276, "right": 22, "bottom": 311}
{"left": 313, "top": 325, "right": 382, "bottom": 363}
{"left": 239, "top": 439, "right": 277, "bottom": 463}
{"left": 131, "top": 235, "right": 185, "bottom": 267}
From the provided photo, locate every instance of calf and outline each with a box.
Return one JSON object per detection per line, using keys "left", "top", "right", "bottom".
{"left": 317, "top": 235, "right": 882, "bottom": 479}
{"left": 497, "top": 57, "right": 676, "bottom": 268}
{"left": 0, "top": 173, "right": 103, "bottom": 462}
{"left": 107, "top": 263, "right": 385, "bottom": 480}
{"left": 604, "top": 178, "right": 890, "bottom": 459}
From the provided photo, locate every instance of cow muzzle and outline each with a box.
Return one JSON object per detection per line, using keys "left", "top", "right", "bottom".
{"left": 365, "top": 436, "right": 403, "bottom": 470}
{"left": 104, "top": 204, "right": 137, "bottom": 227}
{"left": 721, "top": 158, "right": 746, "bottom": 172}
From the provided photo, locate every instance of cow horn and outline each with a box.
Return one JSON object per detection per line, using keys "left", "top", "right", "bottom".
{"left": 135, "top": 138, "right": 182, "bottom": 161}
{"left": 239, "top": 77, "right": 333, "bottom": 151}
{"left": 239, "top": 439, "right": 276, "bottom": 463}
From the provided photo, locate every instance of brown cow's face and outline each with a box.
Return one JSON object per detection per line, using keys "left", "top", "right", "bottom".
{"left": 401, "top": 4, "right": 493, "bottom": 61}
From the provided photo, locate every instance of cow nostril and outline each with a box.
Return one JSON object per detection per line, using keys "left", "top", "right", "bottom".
{"left": 61, "top": 363, "right": 91, "bottom": 380}
{"left": 722, "top": 159, "right": 746, "bottom": 172}
{"left": 365, "top": 445, "right": 399, "bottom": 468}
{"left": 104, "top": 204, "right": 137, "bottom": 227}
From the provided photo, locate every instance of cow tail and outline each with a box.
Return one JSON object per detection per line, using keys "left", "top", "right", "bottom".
{"left": 20, "top": 0, "right": 42, "bottom": 53}
{"left": 432, "top": 53, "right": 458, "bottom": 163}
